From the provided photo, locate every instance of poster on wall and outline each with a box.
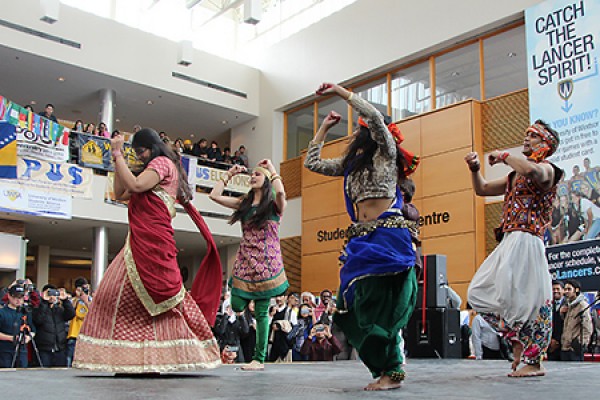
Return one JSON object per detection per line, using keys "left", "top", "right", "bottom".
{"left": 193, "top": 162, "right": 250, "bottom": 195}
{"left": 526, "top": 0, "right": 600, "bottom": 290}
{"left": 0, "top": 182, "right": 72, "bottom": 219}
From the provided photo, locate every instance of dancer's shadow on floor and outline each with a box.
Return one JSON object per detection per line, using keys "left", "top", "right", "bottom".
{"left": 77, "top": 373, "right": 214, "bottom": 379}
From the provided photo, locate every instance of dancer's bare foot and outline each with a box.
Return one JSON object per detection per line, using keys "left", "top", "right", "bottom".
{"left": 364, "top": 377, "right": 381, "bottom": 390}
{"left": 508, "top": 363, "right": 545, "bottom": 378}
{"left": 241, "top": 360, "right": 264, "bottom": 371}
{"left": 364, "top": 375, "right": 402, "bottom": 391}
{"left": 511, "top": 340, "right": 523, "bottom": 372}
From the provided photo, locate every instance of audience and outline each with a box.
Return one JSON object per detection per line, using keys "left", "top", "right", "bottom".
{"left": 38, "top": 103, "right": 58, "bottom": 122}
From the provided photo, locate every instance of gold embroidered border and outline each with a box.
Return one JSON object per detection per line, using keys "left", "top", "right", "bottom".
{"left": 232, "top": 270, "right": 288, "bottom": 293}
{"left": 124, "top": 235, "right": 186, "bottom": 317}
{"left": 73, "top": 359, "right": 222, "bottom": 373}
{"left": 152, "top": 186, "right": 176, "bottom": 218}
{"left": 77, "top": 334, "right": 219, "bottom": 349}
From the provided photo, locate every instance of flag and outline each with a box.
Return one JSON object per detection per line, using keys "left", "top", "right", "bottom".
{"left": 32, "top": 113, "right": 42, "bottom": 135}
{"left": 0, "top": 121, "right": 17, "bottom": 179}
{"left": 7, "top": 104, "right": 20, "bottom": 126}
{"left": 0, "top": 96, "right": 9, "bottom": 120}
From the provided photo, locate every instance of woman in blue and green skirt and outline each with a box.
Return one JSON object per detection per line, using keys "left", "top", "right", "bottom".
{"left": 304, "top": 82, "right": 420, "bottom": 391}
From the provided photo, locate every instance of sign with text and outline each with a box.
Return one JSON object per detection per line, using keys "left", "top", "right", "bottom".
{"left": 77, "top": 133, "right": 137, "bottom": 172}
{"left": 527, "top": 0, "right": 600, "bottom": 289}
{"left": 547, "top": 239, "right": 600, "bottom": 290}
{"left": 193, "top": 164, "right": 250, "bottom": 194}
{"left": 0, "top": 182, "right": 72, "bottom": 219}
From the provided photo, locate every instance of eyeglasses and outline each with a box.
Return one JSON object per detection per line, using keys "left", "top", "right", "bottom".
{"left": 134, "top": 148, "right": 149, "bottom": 157}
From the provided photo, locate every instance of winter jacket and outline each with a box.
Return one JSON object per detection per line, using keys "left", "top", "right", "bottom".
{"left": 561, "top": 294, "right": 593, "bottom": 351}
{"left": 32, "top": 299, "right": 75, "bottom": 352}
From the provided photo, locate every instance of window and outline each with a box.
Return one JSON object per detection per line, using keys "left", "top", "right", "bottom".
{"left": 484, "top": 25, "right": 527, "bottom": 99}
{"left": 353, "top": 77, "right": 388, "bottom": 126}
{"left": 286, "top": 105, "right": 314, "bottom": 159}
{"left": 391, "top": 62, "right": 431, "bottom": 121}
{"left": 317, "top": 96, "right": 349, "bottom": 143}
{"left": 435, "top": 42, "right": 481, "bottom": 107}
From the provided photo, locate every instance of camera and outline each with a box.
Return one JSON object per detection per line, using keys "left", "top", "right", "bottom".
{"left": 315, "top": 325, "right": 325, "bottom": 333}
{"left": 47, "top": 288, "right": 60, "bottom": 297}
{"left": 226, "top": 345, "right": 239, "bottom": 353}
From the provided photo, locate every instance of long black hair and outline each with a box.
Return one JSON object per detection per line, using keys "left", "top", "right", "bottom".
{"left": 131, "top": 128, "right": 193, "bottom": 204}
{"left": 341, "top": 115, "right": 408, "bottom": 181}
{"left": 230, "top": 173, "right": 274, "bottom": 228}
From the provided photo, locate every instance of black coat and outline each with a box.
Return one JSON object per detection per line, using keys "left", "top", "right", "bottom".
{"left": 32, "top": 299, "right": 75, "bottom": 352}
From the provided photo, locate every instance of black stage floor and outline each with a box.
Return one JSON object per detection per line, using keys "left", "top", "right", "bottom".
{"left": 1, "top": 359, "right": 598, "bottom": 399}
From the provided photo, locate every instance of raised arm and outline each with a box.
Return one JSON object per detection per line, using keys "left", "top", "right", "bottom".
{"left": 465, "top": 152, "right": 507, "bottom": 197}
{"left": 316, "top": 83, "right": 396, "bottom": 158}
{"left": 488, "top": 150, "right": 556, "bottom": 191}
{"left": 111, "top": 135, "right": 160, "bottom": 199}
{"left": 303, "top": 110, "right": 345, "bottom": 176}
{"left": 258, "top": 159, "right": 287, "bottom": 214}
{"left": 208, "top": 164, "right": 245, "bottom": 210}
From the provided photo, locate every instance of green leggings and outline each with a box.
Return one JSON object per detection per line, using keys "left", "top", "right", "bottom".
{"left": 334, "top": 269, "right": 417, "bottom": 378}
{"left": 230, "top": 295, "right": 270, "bottom": 363}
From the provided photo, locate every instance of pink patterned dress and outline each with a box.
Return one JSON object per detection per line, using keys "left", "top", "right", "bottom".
{"left": 230, "top": 204, "right": 288, "bottom": 299}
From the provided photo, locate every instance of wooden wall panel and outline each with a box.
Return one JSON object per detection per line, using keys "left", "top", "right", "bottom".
{"left": 302, "top": 179, "right": 345, "bottom": 221}
{"left": 302, "top": 214, "right": 351, "bottom": 255}
{"left": 281, "top": 236, "right": 301, "bottom": 293}
{"left": 301, "top": 252, "right": 341, "bottom": 294}
{"left": 421, "top": 233, "right": 477, "bottom": 283}
{"left": 279, "top": 157, "right": 302, "bottom": 199}
{"left": 450, "top": 282, "right": 470, "bottom": 310}
{"left": 420, "top": 147, "right": 473, "bottom": 198}
{"left": 420, "top": 190, "right": 474, "bottom": 239}
{"left": 421, "top": 103, "right": 473, "bottom": 156}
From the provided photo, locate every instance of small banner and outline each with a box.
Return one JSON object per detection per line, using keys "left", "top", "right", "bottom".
{"left": 0, "top": 157, "right": 94, "bottom": 199}
{"left": 193, "top": 162, "right": 250, "bottom": 194}
{"left": 0, "top": 181, "right": 72, "bottom": 219}
{"left": 77, "top": 133, "right": 137, "bottom": 172}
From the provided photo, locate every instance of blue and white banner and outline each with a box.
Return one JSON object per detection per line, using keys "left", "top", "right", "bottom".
{"left": 527, "top": 0, "right": 600, "bottom": 286}
{"left": 0, "top": 157, "right": 94, "bottom": 199}
{"left": 193, "top": 163, "right": 250, "bottom": 194}
{"left": 0, "top": 182, "right": 72, "bottom": 219}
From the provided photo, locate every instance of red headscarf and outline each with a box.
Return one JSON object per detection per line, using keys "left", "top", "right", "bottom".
{"left": 358, "top": 116, "right": 420, "bottom": 175}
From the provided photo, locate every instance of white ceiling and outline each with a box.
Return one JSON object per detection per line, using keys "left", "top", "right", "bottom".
{"left": 0, "top": 44, "right": 255, "bottom": 141}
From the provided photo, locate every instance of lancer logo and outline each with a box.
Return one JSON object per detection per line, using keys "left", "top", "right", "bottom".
{"left": 558, "top": 79, "right": 573, "bottom": 101}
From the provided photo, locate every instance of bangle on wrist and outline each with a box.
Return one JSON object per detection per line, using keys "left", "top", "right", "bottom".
{"left": 271, "top": 174, "right": 282, "bottom": 183}
{"left": 220, "top": 177, "right": 229, "bottom": 185}
{"left": 347, "top": 92, "right": 353, "bottom": 101}
{"left": 469, "top": 163, "right": 480, "bottom": 173}
{"left": 498, "top": 152, "right": 510, "bottom": 164}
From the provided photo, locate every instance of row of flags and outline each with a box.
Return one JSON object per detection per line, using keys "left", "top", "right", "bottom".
{"left": 0, "top": 95, "right": 70, "bottom": 179}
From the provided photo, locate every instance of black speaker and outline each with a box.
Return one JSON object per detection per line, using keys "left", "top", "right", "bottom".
{"left": 416, "top": 254, "right": 448, "bottom": 309}
{"left": 405, "top": 308, "right": 461, "bottom": 358}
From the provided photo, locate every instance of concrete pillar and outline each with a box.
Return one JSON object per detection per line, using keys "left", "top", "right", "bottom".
{"left": 91, "top": 226, "right": 109, "bottom": 290}
{"left": 99, "top": 89, "right": 116, "bottom": 132}
{"left": 16, "top": 237, "right": 28, "bottom": 280}
{"left": 35, "top": 245, "right": 50, "bottom": 288}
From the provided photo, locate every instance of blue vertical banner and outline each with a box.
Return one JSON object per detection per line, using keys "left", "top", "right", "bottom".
{"left": 527, "top": 0, "right": 600, "bottom": 291}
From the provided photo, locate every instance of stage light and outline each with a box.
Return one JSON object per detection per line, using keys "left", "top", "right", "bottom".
{"left": 40, "top": 0, "right": 60, "bottom": 24}
{"left": 177, "top": 40, "right": 193, "bottom": 66}
{"left": 244, "top": 0, "right": 262, "bottom": 25}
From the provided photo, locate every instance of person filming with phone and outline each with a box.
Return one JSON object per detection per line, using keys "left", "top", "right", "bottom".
{"left": 33, "top": 284, "right": 75, "bottom": 367}
{"left": 300, "top": 323, "right": 342, "bottom": 361}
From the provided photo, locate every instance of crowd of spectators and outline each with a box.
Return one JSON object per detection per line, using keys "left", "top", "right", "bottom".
{"left": 0, "top": 278, "right": 91, "bottom": 368}
{"left": 212, "top": 289, "right": 350, "bottom": 364}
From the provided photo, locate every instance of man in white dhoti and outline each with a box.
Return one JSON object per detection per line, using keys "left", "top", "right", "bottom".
{"left": 464, "top": 120, "right": 562, "bottom": 377}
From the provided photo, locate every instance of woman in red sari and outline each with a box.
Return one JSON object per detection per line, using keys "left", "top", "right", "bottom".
{"left": 73, "top": 128, "right": 222, "bottom": 373}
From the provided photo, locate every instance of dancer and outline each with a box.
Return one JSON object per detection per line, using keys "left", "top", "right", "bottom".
{"left": 304, "top": 83, "right": 419, "bottom": 391}
{"left": 73, "top": 128, "right": 222, "bottom": 373}
{"left": 209, "top": 159, "right": 289, "bottom": 371}
{"left": 465, "top": 120, "right": 562, "bottom": 377}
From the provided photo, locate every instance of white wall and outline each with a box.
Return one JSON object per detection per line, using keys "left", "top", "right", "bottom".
{"left": 233, "top": 0, "right": 542, "bottom": 167}
{"left": 0, "top": 0, "right": 260, "bottom": 116}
